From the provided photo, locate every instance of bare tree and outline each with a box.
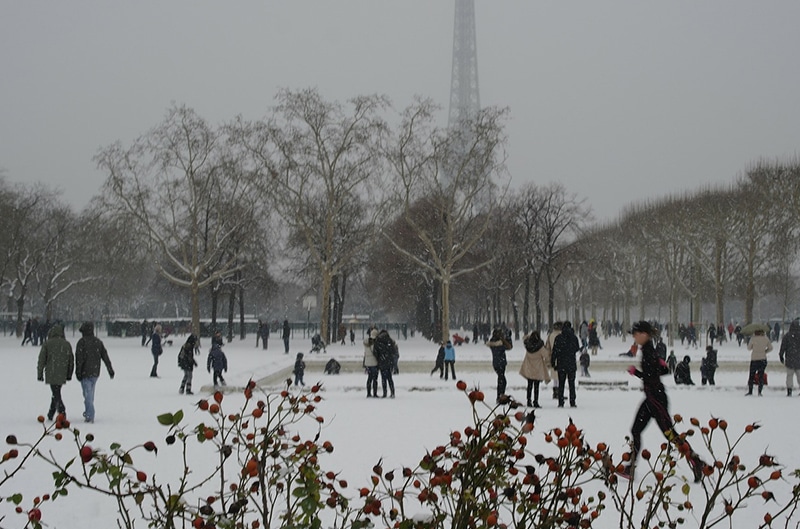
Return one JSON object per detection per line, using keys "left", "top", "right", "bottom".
{"left": 96, "top": 104, "right": 263, "bottom": 336}
{"left": 234, "top": 88, "right": 388, "bottom": 343}
{"left": 383, "top": 99, "right": 509, "bottom": 343}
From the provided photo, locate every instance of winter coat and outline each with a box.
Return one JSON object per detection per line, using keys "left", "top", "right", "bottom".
{"left": 75, "top": 324, "right": 114, "bottom": 380}
{"left": 552, "top": 326, "right": 580, "bottom": 373}
{"left": 363, "top": 338, "right": 378, "bottom": 368}
{"left": 779, "top": 321, "right": 800, "bottom": 369}
{"left": 373, "top": 331, "right": 397, "bottom": 370}
{"left": 150, "top": 331, "right": 163, "bottom": 356}
{"left": 178, "top": 343, "right": 198, "bottom": 371}
{"left": 487, "top": 335, "right": 512, "bottom": 372}
{"left": 519, "top": 334, "right": 551, "bottom": 383}
{"left": 579, "top": 352, "right": 590, "bottom": 368}
{"left": 37, "top": 325, "right": 74, "bottom": 385}
{"left": 282, "top": 320, "right": 290, "bottom": 340}
{"left": 700, "top": 350, "right": 718, "bottom": 375}
{"left": 674, "top": 359, "right": 695, "bottom": 385}
{"left": 443, "top": 342, "right": 456, "bottom": 362}
{"left": 747, "top": 335, "right": 773, "bottom": 361}
{"left": 588, "top": 328, "right": 600, "bottom": 347}
{"left": 629, "top": 341, "right": 670, "bottom": 397}
{"left": 207, "top": 344, "right": 228, "bottom": 373}
{"left": 294, "top": 358, "right": 305, "bottom": 375}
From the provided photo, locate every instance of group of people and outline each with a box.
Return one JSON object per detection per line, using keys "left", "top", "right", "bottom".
{"left": 36, "top": 322, "right": 114, "bottom": 424}
{"left": 255, "top": 319, "right": 293, "bottom": 354}
{"left": 21, "top": 317, "right": 51, "bottom": 347}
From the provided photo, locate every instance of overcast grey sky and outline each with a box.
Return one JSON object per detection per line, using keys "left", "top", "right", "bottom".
{"left": 2, "top": 1, "right": 799, "bottom": 221}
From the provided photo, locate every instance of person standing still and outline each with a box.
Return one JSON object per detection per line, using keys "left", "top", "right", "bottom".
{"left": 779, "top": 319, "right": 800, "bottom": 396}
{"left": 282, "top": 319, "right": 291, "bottom": 354}
{"left": 141, "top": 319, "right": 149, "bottom": 347}
{"left": 552, "top": 321, "right": 580, "bottom": 408}
{"left": 746, "top": 328, "right": 772, "bottom": 396}
{"left": 150, "top": 324, "right": 163, "bottom": 378}
{"left": 75, "top": 322, "right": 114, "bottom": 423}
{"left": 37, "top": 324, "right": 74, "bottom": 421}
{"left": 486, "top": 328, "right": 513, "bottom": 403}
{"left": 443, "top": 339, "right": 456, "bottom": 380}
{"left": 260, "top": 321, "right": 270, "bottom": 350}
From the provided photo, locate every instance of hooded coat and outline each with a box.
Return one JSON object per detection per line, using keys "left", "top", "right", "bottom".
{"left": 75, "top": 322, "right": 114, "bottom": 380}
{"left": 37, "top": 325, "right": 74, "bottom": 385}
{"left": 519, "top": 333, "right": 551, "bottom": 383}
{"left": 779, "top": 321, "right": 800, "bottom": 370}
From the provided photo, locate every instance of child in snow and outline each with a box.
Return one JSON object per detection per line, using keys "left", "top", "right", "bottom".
{"left": 667, "top": 350, "right": 678, "bottom": 374}
{"left": 207, "top": 333, "right": 228, "bottom": 388}
{"left": 443, "top": 339, "right": 456, "bottom": 380}
{"left": 700, "top": 346, "right": 718, "bottom": 386}
{"left": 674, "top": 355, "right": 695, "bottom": 385}
{"left": 293, "top": 353, "right": 306, "bottom": 386}
{"left": 579, "top": 350, "right": 591, "bottom": 377}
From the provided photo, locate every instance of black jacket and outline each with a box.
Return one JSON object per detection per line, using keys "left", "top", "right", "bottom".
{"left": 552, "top": 326, "right": 580, "bottom": 372}
{"left": 674, "top": 360, "right": 695, "bottom": 385}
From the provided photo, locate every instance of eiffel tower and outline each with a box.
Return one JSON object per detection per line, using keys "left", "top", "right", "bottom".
{"left": 447, "top": 0, "right": 480, "bottom": 129}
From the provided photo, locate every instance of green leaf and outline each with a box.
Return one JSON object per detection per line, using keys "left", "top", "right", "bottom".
{"left": 122, "top": 453, "right": 133, "bottom": 465}
{"left": 681, "top": 483, "right": 691, "bottom": 495}
{"left": 172, "top": 410, "right": 184, "bottom": 425}
{"left": 9, "top": 493, "right": 22, "bottom": 505}
{"left": 110, "top": 443, "right": 121, "bottom": 450}
{"left": 135, "top": 492, "right": 144, "bottom": 506}
{"left": 157, "top": 413, "right": 175, "bottom": 426}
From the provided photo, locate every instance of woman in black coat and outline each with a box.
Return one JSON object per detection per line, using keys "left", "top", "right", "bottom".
{"left": 486, "top": 328, "right": 512, "bottom": 403}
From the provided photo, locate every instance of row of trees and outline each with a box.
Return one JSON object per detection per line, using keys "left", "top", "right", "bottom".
{"left": 2, "top": 88, "right": 799, "bottom": 345}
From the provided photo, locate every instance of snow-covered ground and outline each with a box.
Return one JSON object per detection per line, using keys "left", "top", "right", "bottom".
{"left": 1, "top": 328, "right": 797, "bottom": 527}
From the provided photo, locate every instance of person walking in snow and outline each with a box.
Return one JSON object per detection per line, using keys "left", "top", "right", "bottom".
{"left": 149, "top": 324, "right": 163, "bottom": 378}
{"left": 700, "top": 345, "right": 718, "bottom": 386}
{"left": 207, "top": 333, "right": 228, "bottom": 388}
{"left": 37, "top": 324, "right": 74, "bottom": 421}
{"left": 293, "top": 352, "right": 306, "bottom": 386}
{"left": 623, "top": 320, "right": 705, "bottom": 482}
{"left": 282, "top": 319, "right": 291, "bottom": 354}
{"left": 75, "top": 322, "right": 114, "bottom": 422}
{"left": 579, "top": 350, "right": 591, "bottom": 377}
{"left": 779, "top": 320, "right": 800, "bottom": 396}
{"left": 430, "top": 342, "right": 445, "bottom": 378}
{"left": 667, "top": 350, "right": 678, "bottom": 374}
{"left": 177, "top": 334, "right": 198, "bottom": 395}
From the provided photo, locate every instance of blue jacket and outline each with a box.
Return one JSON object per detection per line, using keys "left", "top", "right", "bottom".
{"left": 444, "top": 342, "right": 456, "bottom": 362}
{"left": 207, "top": 344, "right": 228, "bottom": 372}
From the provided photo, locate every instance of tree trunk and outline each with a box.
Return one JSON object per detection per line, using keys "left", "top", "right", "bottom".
{"left": 320, "top": 271, "right": 332, "bottom": 344}
{"left": 15, "top": 291, "right": 26, "bottom": 338}
{"left": 238, "top": 283, "right": 246, "bottom": 341}
{"left": 191, "top": 279, "right": 201, "bottom": 337}
{"left": 547, "top": 269, "right": 556, "bottom": 331}
{"left": 714, "top": 239, "right": 725, "bottom": 328}
{"left": 522, "top": 270, "right": 531, "bottom": 334}
{"left": 441, "top": 276, "right": 451, "bottom": 343}
{"left": 534, "top": 273, "right": 542, "bottom": 333}
{"left": 227, "top": 286, "right": 235, "bottom": 343}
{"left": 210, "top": 284, "right": 219, "bottom": 331}
{"left": 744, "top": 239, "right": 756, "bottom": 324}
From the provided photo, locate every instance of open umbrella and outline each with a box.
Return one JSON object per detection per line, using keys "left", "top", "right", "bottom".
{"left": 739, "top": 323, "right": 771, "bottom": 335}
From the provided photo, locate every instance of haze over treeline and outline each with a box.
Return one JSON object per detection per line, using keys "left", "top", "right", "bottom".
{"left": 2, "top": 92, "right": 799, "bottom": 346}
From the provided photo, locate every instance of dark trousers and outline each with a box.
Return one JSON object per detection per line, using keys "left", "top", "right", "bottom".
{"left": 748, "top": 359, "right": 767, "bottom": 394}
{"left": 48, "top": 384, "right": 66, "bottom": 419}
{"left": 444, "top": 360, "right": 456, "bottom": 380}
{"left": 630, "top": 391, "right": 684, "bottom": 462}
{"left": 180, "top": 369, "right": 193, "bottom": 393}
{"left": 430, "top": 362, "right": 444, "bottom": 378}
{"left": 525, "top": 379, "right": 541, "bottom": 406}
{"left": 284, "top": 337, "right": 290, "bottom": 354}
{"left": 366, "top": 366, "right": 379, "bottom": 396}
{"left": 557, "top": 370, "right": 576, "bottom": 406}
{"left": 150, "top": 353, "right": 160, "bottom": 377}
{"left": 213, "top": 369, "right": 226, "bottom": 386}
{"left": 379, "top": 367, "right": 395, "bottom": 397}
{"left": 494, "top": 365, "right": 507, "bottom": 399}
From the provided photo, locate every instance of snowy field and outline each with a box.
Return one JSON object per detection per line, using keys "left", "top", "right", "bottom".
{"left": 1, "top": 328, "right": 798, "bottom": 527}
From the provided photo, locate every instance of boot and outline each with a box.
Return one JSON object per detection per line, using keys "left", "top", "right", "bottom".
{"left": 745, "top": 385, "right": 753, "bottom": 396}
{"left": 533, "top": 401, "right": 541, "bottom": 408}
{"left": 788, "top": 388, "right": 793, "bottom": 397}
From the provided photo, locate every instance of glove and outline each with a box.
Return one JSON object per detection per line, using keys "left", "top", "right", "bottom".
{"left": 37, "top": 376, "right": 43, "bottom": 382}
{"left": 658, "top": 358, "right": 668, "bottom": 369}
{"left": 67, "top": 377, "right": 72, "bottom": 381}
{"left": 208, "top": 368, "right": 211, "bottom": 373}
{"left": 627, "top": 365, "right": 637, "bottom": 376}
{"left": 109, "top": 370, "right": 115, "bottom": 379}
